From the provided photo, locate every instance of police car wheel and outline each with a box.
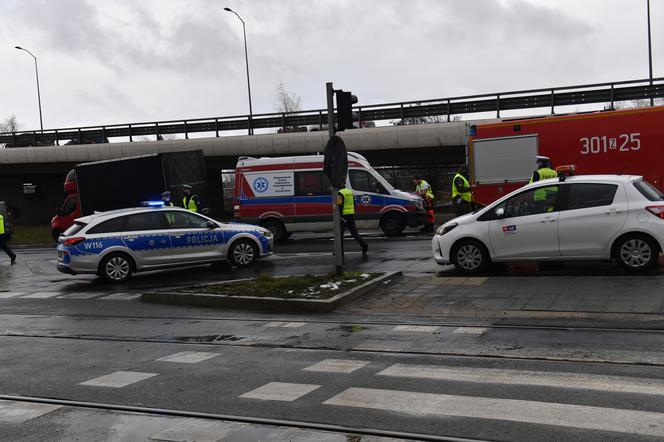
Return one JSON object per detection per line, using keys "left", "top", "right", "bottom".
{"left": 99, "top": 253, "right": 134, "bottom": 283}
{"left": 451, "top": 239, "right": 490, "bottom": 274}
{"left": 229, "top": 239, "right": 258, "bottom": 268}
{"left": 615, "top": 234, "right": 659, "bottom": 272}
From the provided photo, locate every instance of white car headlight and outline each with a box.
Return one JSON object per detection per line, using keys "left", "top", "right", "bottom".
{"left": 436, "top": 222, "right": 458, "bottom": 236}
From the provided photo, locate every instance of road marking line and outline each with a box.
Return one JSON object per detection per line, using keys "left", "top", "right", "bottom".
{"left": 21, "top": 292, "right": 62, "bottom": 299}
{"left": 323, "top": 387, "right": 664, "bottom": 437}
{"left": 303, "top": 359, "right": 370, "bottom": 374}
{"left": 282, "top": 322, "right": 307, "bottom": 328}
{"left": 149, "top": 418, "right": 244, "bottom": 441}
{"left": 0, "top": 399, "right": 62, "bottom": 423}
{"left": 453, "top": 327, "right": 488, "bottom": 335}
{"left": 56, "top": 292, "right": 100, "bottom": 299}
{"left": 0, "top": 292, "right": 26, "bottom": 298}
{"left": 266, "top": 428, "right": 349, "bottom": 441}
{"left": 264, "top": 322, "right": 288, "bottom": 327}
{"left": 240, "top": 382, "right": 320, "bottom": 401}
{"left": 79, "top": 371, "right": 158, "bottom": 388}
{"left": 156, "top": 351, "right": 220, "bottom": 364}
{"left": 377, "top": 363, "right": 664, "bottom": 396}
{"left": 101, "top": 292, "right": 141, "bottom": 301}
{"left": 393, "top": 325, "right": 439, "bottom": 332}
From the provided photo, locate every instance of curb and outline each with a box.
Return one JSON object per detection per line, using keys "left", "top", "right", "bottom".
{"left": 141, "top": 271, "right": 402, "bottom": 313}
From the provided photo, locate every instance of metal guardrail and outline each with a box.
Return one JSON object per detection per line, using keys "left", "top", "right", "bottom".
{"left": 1, "top": 77, "right": 663, "bottom": 147}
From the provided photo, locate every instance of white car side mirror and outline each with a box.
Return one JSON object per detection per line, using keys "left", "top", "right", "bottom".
{"left": 495, "top": 207, "right": 505, "bottom": 218}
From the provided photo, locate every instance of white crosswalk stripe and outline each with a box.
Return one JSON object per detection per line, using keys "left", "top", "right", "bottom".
{"left": 156, "top": 351, "right": 220, "bottom": 364}
{"left": 377, "top": 363, "right": 664, "bottom": 395}
{"left": 21, "top": 292, "right": 62, "bottom": 299}
{"left": 0, "top": 291, "right": 142, "bottom": 301}
{"left": 240, "top": 382, "right": 321, "bottom": 401}
{"left": 0, "top": 400, "right": 62, "bottom": 423}
{"left": 264, "top": 321, "right": 307, "bottom": 328}
{"left": 57, "top": 292, "right": 100, "bottom": 299}
{"left": 101, "top": 292, "right": 142, "bottom": 301}
{"left": 0, "top": 292, "right": 26, "bottom": 298}
{"left": 79, "top": 371, "right": 158, "bottom": 388}
{"left": 392, "top": 325, "right": 439, "bottom": 332}
{"left": 453, "top": 327, "right": 488, "bottom": 334}
{"left": 303, "top": 359, "right": 370, "bottom": 374}
{"left": 323, "top": 387, "right": 664, "bottom": 437}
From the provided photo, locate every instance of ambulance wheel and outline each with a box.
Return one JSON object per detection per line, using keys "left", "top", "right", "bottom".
{"left": 229, "top": 239, "right": 258, "bottom": 268}
{"left": 614, "top": 234, "right": 659, "bottom": 272}
{"left": 381, "top": 213, "right": 405, "bottom": 236}
{"left": 98, "top": 253, "right": 134, "bottom": 283}
{"left": 451, "top": 239, "right": 490, "bottom": 275}
{"left": 262, "top": 219, "right": 287, "bottom": 243}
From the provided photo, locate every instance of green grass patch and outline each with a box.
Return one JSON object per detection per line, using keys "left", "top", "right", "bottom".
{"left": 10, "top": 225, "right": 53, "bottom": 245}
{"left": 179, "top": 272, "right": 382, "bottom": 300}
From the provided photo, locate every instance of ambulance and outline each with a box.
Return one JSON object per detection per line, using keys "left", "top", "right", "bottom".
{"left": 234, "top": 153, "right": 426, "bottom": 241}
{"left": 467, "top": 106, "right": 664, "bottom": 206}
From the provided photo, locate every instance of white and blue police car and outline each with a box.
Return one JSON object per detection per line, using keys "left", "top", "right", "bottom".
{"left": 56, "top": 203, "right": 273, "bottom": 282}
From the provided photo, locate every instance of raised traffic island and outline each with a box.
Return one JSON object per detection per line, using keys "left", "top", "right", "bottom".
{"left": 141, "top": 271, "right": 400, "bottom": 312}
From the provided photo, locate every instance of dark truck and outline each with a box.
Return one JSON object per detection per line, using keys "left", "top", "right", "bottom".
{"left": 50, "top": 150, "right": 207, "bottom": 239}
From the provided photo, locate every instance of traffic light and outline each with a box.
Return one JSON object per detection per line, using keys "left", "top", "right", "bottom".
{"left": 335, "top": 90, "right": 358, "bottom": 131}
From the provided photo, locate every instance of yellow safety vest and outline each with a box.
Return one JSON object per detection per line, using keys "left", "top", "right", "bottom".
{"left": 452, "top": 173, "right": 472, "bottom": 202}
{"left": 338, "top": 188, "right": 355, "bottom": 215}
{"left": 183, "top": 196, "right": 198, "bottom": 212}
{"left": 0, "top": 214, "right": 5, "bottom": 235}
{"left": 418, "top": 180, "right": 434, "bottom": 200}
{"left": 531, "top": 168, "right": 558, "bottom": 201}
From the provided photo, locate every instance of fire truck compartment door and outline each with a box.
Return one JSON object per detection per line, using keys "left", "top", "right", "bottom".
{"left": 472, "top": 135, "right": 539, "bottom": 184}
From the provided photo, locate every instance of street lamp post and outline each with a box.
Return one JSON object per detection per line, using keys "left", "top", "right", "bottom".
{"left": 15, "top": 46, "right": 44, "bottom": 132}
{"left": 647, "top": 0, "right": 654, "bottom": 106}
{"left": 224, "top": 7, "right": 254, "bottom": 135}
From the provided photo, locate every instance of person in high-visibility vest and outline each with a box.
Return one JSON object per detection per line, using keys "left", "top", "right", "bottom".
{"left": 0, "top": 213, "right": 16, "bottom": 265}
{"left": 336, "top": 186, "right": 368, "bottom": 255}
{"left": 530, "top": 157, "right": 558, "bottom": 207}
{"left": 451, "top": 164, "right": 473, "bottom": 217}
{"left": 413, "top": 176, "right": 435, "bottom": 233}
{"left": 182, "top": 185, "right": 202, "bottom": 212}
{"left": 161, "top": 191, "right": 174, "bottom": 207}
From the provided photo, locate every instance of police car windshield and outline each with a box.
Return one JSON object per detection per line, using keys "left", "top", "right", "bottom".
{"left": 63, "top": 222, "right": 87, "bottom": 236}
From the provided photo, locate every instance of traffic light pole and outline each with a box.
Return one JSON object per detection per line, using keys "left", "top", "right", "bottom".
{"left": 327, "top": 82, "right": 344, "bottom": 276}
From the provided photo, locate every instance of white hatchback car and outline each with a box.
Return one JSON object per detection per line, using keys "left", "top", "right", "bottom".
{"left": 432, "top": 175, "right": 664, "bottom": 274}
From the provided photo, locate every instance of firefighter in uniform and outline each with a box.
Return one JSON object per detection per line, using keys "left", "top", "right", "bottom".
{"left": 414, "top": 176, "right": 435, "bottom": 233}
{"left": 452, "top": 164, "right": 473, "bottom": 217}
{"left": 337, "top": 186, "right": 368, "bottom": 256}
{"left": 161, "top": 191, "right": 174, "bottom": 206}
{"left": 182, "top": 185, "right": 202, "bottom": 212}
{"left": 0, "top": 213, "right": 16, "bottom": 265}
{"left": 530, "top": 157, "right": 558, "bottom": 210}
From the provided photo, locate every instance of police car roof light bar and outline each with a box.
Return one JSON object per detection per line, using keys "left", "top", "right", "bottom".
{"left": 142, "top": 201, "right": 165, "bottom": 207}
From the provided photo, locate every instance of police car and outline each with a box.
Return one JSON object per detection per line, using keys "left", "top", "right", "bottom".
{"left": 56, "top": 203, "right": 273, "bottom": 282}
{"left": 433, "top": 174, "right": 664, "bottom": 274}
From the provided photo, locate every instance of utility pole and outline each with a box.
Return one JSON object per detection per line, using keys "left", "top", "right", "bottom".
{"left": 327, "top": 82, "right": 344, "bottom": 275}
{"left": 647, "top": 0, "right": 654, "bottom": 106}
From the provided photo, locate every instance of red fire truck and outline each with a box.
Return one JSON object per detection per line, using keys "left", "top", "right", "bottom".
{"left": 467, "top": 106, "right": 664, "bottom": 206}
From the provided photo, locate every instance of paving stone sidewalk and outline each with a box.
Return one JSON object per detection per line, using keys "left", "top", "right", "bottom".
{"left": 343, "top": 273, "right": 664, "bottom": 318}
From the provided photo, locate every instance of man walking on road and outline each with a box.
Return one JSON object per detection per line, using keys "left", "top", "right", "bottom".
{"left": 0, "top": 213, "right": 16, "bottom": 265}
{"left": 452, "top": 164, "right": 473, "bottom": 217}
{"left": 182, "top": 185, "right": 202, "bottom": 213}
{"left": 337, "top": 185, "right": 368, "bottom": 256}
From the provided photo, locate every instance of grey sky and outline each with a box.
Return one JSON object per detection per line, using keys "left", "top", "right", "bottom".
{"left": 1, "top": 0, "right": 662, "bottom": 131}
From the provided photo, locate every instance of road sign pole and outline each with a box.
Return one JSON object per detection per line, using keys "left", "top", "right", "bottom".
{"left": 327, "top": 82, "right": 343, "bottom": 276}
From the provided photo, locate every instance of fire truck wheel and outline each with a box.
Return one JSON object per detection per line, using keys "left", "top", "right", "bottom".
{"left": 380, "top": 212, "right": 405, "bottom": 237}
{"left": 451, "top": 239, "right": 490, "bottom": 274}
{"left": 261, "top": 219, "right": 287, "bottom": 243}
{"left": 614, "top": 234, "right": 659, "bottom": 272}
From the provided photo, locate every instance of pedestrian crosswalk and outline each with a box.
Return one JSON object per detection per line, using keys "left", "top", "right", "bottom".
{"left": 0, "top": 291, "right": 142, "bottom": 301}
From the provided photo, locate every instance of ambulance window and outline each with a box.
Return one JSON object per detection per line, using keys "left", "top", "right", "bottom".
{"left": 349, "top": 170, "right": 389, "bottom": 194}
{"left": 295, "top": 172, "right": 331, "bottom": 196}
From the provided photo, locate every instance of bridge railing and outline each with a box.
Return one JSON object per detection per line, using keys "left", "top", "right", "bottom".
{"left": 1, "top": 77, "right": 663, "bottom": 147}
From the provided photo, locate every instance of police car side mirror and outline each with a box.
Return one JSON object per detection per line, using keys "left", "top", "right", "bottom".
{"left": 206, "top": 221, "right": 217, "bottom": 229}
{"left": 495, "top": 207, "right": 505, "bottom": 218}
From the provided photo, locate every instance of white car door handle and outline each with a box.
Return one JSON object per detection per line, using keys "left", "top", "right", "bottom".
{"left": 540, "top": 218, "right": 556, "bottom": 223}
{"left": 605, "top": 208, "right": 620, "bottom": 215}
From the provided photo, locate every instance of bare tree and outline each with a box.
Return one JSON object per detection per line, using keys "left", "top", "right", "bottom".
{"left": 275, "top": 81, "right": 303, "bottom": 132}
{"left": 0, "top": 115, "right": 18, "bottom": 148}
{"left": 605, "top": 98, "right": 664, "bottom": 110}
{"left": 391, "top": 104, "right": 460, "bottom": 126}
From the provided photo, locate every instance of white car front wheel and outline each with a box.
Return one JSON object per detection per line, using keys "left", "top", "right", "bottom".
{"left": 451, "top": 239, "right": 490, "bottom": 274}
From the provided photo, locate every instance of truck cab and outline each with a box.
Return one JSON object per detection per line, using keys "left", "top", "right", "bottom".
{"left": 51, "top": 169, "right": 81, "bottom": 241}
